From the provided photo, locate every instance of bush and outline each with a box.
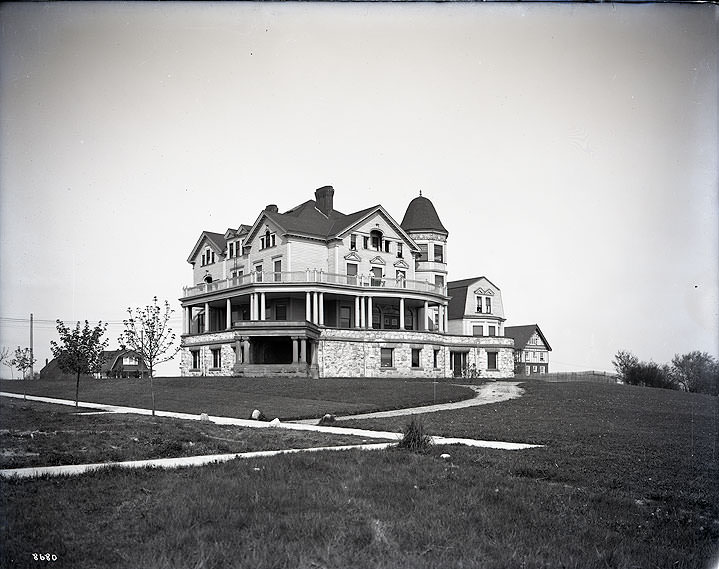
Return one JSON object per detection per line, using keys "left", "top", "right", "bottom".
{"left": 397, "top": 416, "right": 433, "bottom": 453}
{"left": 624, "top": 361, "right": 677, "bottom": 390}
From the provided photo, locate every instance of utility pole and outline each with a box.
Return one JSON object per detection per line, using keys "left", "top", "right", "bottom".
{"left": 30, "top": 313, "right": 34, "bottom": 379}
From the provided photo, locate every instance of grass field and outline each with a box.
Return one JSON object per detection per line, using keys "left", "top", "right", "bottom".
{"left": 0, "top": 399, "right": 382, "bottom": 469}
{"left": 1, "top": 380, "right": 717, "bottom": 568}
{"left": 0, "top": 376, "right": 473, "bottom": 420}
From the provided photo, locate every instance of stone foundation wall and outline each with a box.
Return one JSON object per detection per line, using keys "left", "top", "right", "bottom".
{"left": 180, "top": 332, "right": 236, "bottom": 377}
{"left": 317, "top": 329, "right": 514, "bottom": 379}
{"left": 179, "top": 329, "right": 514, "bottom": 379}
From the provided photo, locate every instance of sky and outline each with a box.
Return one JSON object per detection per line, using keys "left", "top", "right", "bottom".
{"left": 1, "top": 2, "right": 717, "bottom": 377}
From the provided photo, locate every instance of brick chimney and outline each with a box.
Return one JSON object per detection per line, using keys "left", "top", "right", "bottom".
{"left": 315, "top": 186, "right": 334, "bottom": 216}
{"left": 265, "top": 204, "right": 278, "bottom": 213}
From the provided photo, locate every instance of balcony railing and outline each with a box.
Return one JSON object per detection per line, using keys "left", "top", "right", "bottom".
{"left": 183, "top": 270, "right": 447, "bottom": 298}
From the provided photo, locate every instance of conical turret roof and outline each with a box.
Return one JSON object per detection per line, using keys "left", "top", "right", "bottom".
{"left": 400, "top": 194, "right": 448, "bottom": 235}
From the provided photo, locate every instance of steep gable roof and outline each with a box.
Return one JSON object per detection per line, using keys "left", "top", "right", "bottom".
{"left": 245, "top": 199, "right": 418, "bottom": 250}
{"left": 187, "top": 231, "right": 227, "bottom": 263}
{"left": 504, "top": 324, "right": 552, "bottom": 351}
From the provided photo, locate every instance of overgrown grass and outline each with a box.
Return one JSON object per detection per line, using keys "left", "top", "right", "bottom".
{"left": 0, "top": 399, "right": 381, "bottom": 469}
{"left": 1, "top": 382, "right": 717, "bottom": 568}
{"left": 0, "top": 376, "right": 473, "bottom": 420}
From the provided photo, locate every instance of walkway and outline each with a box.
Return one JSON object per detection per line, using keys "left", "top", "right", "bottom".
{"left": 0, "top": 388, "right": 541, "bottom": 479}
{"left": 294, "top": 381, "right": 524, "bottom": 424}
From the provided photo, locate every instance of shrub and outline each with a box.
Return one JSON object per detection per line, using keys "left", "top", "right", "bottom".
{"left": 397, "top": 416, "right": 432, "bottom": 453}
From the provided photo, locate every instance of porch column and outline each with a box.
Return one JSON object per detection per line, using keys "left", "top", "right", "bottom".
{"left": 423, "top": 301, "right": 429, "bottom": 331}
{"left": 399, "top": 298, "right": 405, "bottom": 330}
{"left": 438, "top": 304, "right": 445, "bottom": 332}
{"left": 249, "top": 294, "right": 255, "bottom": 321}
{"left": 443, "top": 303, "right": 448, "bottom": 332}
{"left": 292, "top": 337, "right": 299, "bottom": 364}
{"left": 226, "top": 299, "right": 232, "bottom": 330}
{"left": 355, "top": 296, "right": 361, "bottom": 328}
{"left": 300, "top": 339, "right": 307, "bottom": 363}
{"left": 260, "top": 292, "right": 266, "bottom": 321}
{"left": 242, "top": 339, "right": 250, "bottom": 364}
{"left": 234, "top": 339, "right": 242, "bottom": 364}
{"left": 360, "top": 297, "right": 366, "bottom": 328}
{"left": 366, "top": 296, "right": 373, "bottom": 329}
{"left": 313, "top": 292, "right": 319, "bottom": 324}
{"left": 305, "top": 292, "right": 312, "bottom": 322}
{"left": 319, "top": 293, "right": 325, "bottom": 326}
{"left": 204, "top": 302, "right": 210, "bottom": 332}
{"left": 184, "top": 306, "right": 191, "bottom": 334}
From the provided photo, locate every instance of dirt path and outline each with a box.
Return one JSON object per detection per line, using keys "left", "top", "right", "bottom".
{"left": 294, "top": 381, "right": 525, "bottom": 424}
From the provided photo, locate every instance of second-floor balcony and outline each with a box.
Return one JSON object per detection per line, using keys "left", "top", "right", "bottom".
{"left": 183, "top": 270, "right": 448, "bottom": 299}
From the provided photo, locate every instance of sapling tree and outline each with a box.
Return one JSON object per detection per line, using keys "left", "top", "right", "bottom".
{"left": 50, "top": 320, "right": 109, "bottom": 407}
{"left": 0, "top": 346, "right": 13, "bottom": 379}
{"left": 12, "top": 347, "right": 36, "bottom": 379}
{"left": 11, "top": 346, "right": 36, "bottom": 400}
{"left": 119, "top": 297, "right": 180, "bottom": 416}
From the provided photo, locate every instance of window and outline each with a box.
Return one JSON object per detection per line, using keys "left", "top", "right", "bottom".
{"left": 384, "top": 241, "right": 391, "bottom": 253}
{"left": 485, "top": 297, "right": 492, "bottom": 314}
{"left": 396, "top": 270, "right": 406, "bottom": 286}
{"left": 122, "top": 356, "right": 138, "bottom": 366}
{"left": 201, "top": 253, "right": 206, "bottom": 266}
{"left": 433, "top": 349, "right": 440, "bottom": 368}
{"left": 363, "top": 236, "right": 369, "bottom": 249}
{"left": 525, "top": 365, "right": 530, "bottom": 375}
{"left": 533, "top": 365, "right": 538, "bottom": 373}
{"left": 211, "top": 348, "right": 221, "bottom": 369}
{"left": 260, "top": 230, "right": 276, "bottom": 250}
{"left": 540, "top": 367, "right": 546, "bottom": 374}
{"left": 488, "top": 352, "right": 498, "bottom": 370}
{"left": 418, "top": 244, "right": 428, "bottom": 262}
{"left": 381, "top": 348, "right": 394, "bottom": 368}
{"left": 347, "top": 263, "right": 358, "bottom": 285}
{"left": 339, "top": 306, "right": 352, "bottom": 329}
{"left": 411, "top": 348, "right": 421, "bottom": 368}
{"left": 275, "top": 304, "right": 287, "bottom": 321}
{"left": 274, "top": 259, "right": 282, "bottom": 282}
{"left": 434, "top": 244, "right": 444, "bottom": 263}
{"left": 540, "top": 352, "right": 545, "bottom": 362}
{"left": 488, "top": 326, "right": 496, "bottom": 337}
{"left": 350, "top": 234, "right": 357, "bottom": 250}
{"left": 255, "top": 264, "right": 263, "bottom": 282}
{"left": 397, "top": 243, "right": 403, "bottom": 258}
{"left": 435, "top": 275, "right": 444, "bottom": 288}
{"left": 371, "top": 267, "right": 383, "bottom": 287}
{"left": 191, "top": 350, "right": 200, "bottom": 370}
{"left": 472, "top": 325, "right": 483, "bottom": 337}
{"left": 370, "top": 230, "right": 382, "bottom": 251}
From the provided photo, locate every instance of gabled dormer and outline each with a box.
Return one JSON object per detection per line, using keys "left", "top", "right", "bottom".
{"left": 187, "top": 231, "right": 227, "bottom": 285}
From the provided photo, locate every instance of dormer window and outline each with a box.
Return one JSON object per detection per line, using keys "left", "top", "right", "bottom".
{"left": 350, "top": 234, "right": 357, "bottom": 251}
{"left": 370, "top": 229, "right": 383, "bottom": 251}
{"left": 485, "top": 297, "right": 492, "bottom": 314}
{"left": 476, "top": 296, "right": 483, "bottom": 313}
{"left": 434, "top": 244, "right": 444, "bottom": 263}
{"left": 260, "top": 230, "right": 276, "bottom": 250}
{"left": 397, "top": 243, "right": 403, "bottom": 258}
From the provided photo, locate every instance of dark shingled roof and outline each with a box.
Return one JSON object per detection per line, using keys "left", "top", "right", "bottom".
{"left": 504, "top": 325, "right": 552, "bottom": 351}
{"left": 400, "top": 195, "right": 448, "bottom": 235}
{"left": 447, "top": 277, "right": 502, "bottom": 320}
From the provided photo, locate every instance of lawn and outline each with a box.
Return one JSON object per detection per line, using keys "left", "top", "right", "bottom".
{"left": 0, "top": 376, "right": 473, "bottom": 420}
{"left": 0, "top": 399, "right": 382, "bottom": 469}
{"left": 1, "top": 381, "right": 717, "bottom": 568}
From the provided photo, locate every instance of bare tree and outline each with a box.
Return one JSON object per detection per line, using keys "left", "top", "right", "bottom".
{"left": 50, "top": 320, "right": 109, "bottom": 407}
{"left": 119, "top": 297, "right": 180, "bottom": 416}
{"left": 1, "top": 347, "right": 14, "bottom": 379}
{"left": 11, "top": 346, "right": 36, "bottom": 400}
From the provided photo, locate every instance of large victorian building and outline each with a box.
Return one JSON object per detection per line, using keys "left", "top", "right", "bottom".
{"left": 179, "top": 186, "right": 515, "bottom": 379}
